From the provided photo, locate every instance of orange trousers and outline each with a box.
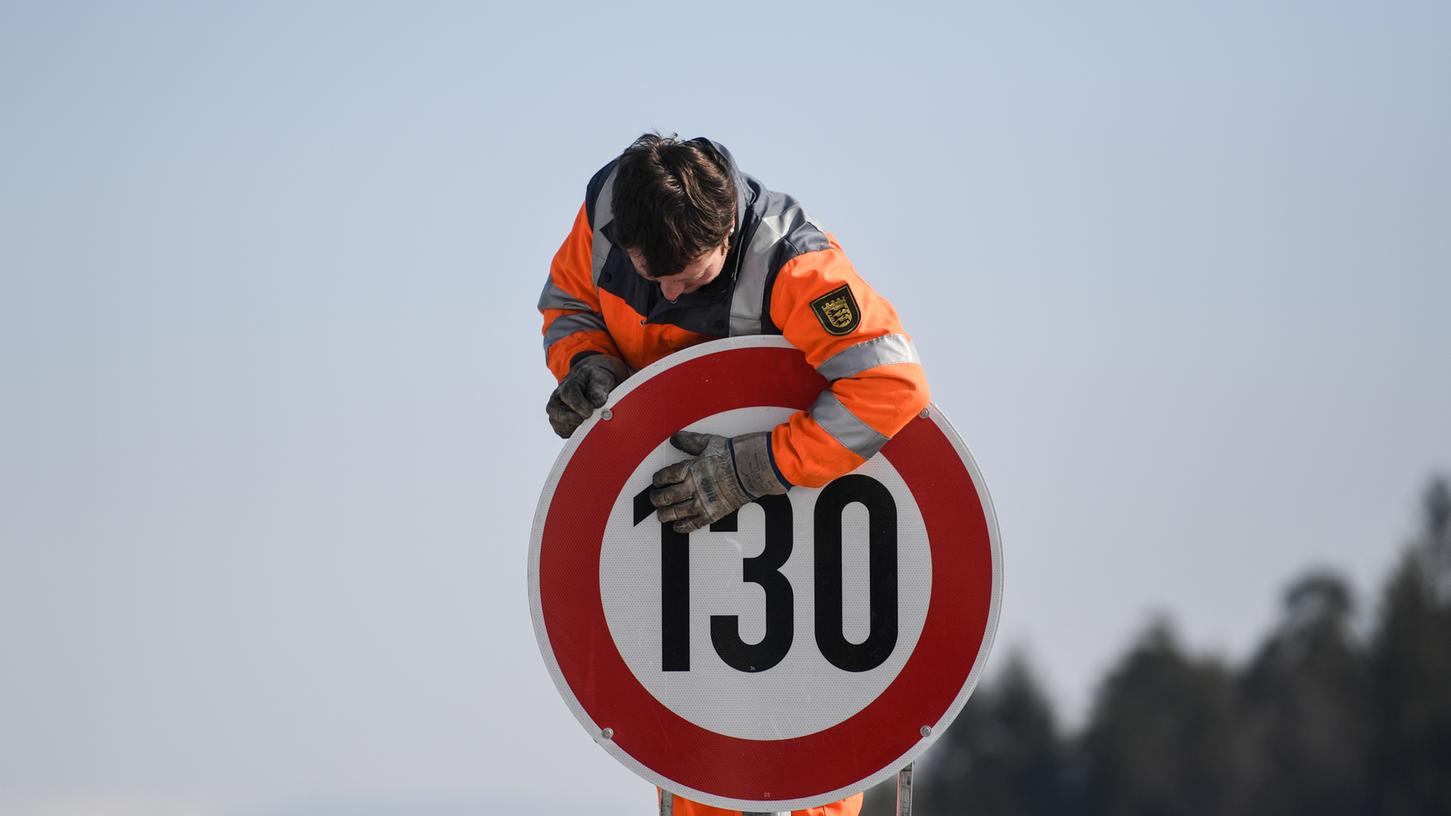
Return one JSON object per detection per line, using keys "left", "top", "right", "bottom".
{"left": 660, "top": 791, "right": 863, "bottom": 816}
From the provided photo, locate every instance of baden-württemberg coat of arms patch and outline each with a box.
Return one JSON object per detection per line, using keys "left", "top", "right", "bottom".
{"left": 809, "top": 285, "right": 861, "bottom": 336}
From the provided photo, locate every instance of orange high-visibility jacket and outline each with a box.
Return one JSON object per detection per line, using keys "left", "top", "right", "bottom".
{"left": 539, "top": 139, "right": 929, "bottom": 489}
{"left": 662, "top": 790, "right": 865, "bottom": 816}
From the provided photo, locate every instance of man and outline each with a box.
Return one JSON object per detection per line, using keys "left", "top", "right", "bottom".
{"left": 538, "top": 134, "right": 929, "bottom": 816}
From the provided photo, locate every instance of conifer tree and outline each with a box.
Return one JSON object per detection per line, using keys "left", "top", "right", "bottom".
{"left": 1239, "top": 570, "right": 1369, "bottom": 813}
{"left": 919, "top": 651, "right": 1064, "bottom": 816}
{"left": 1075, "top": 618, "right": 1243, "bottom": 816}
{"left": 1368, "top": 476, "right": 1451, "bottom": 814}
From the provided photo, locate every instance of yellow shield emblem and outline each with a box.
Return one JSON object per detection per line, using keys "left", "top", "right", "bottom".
{"left": 809, "top": 285, "right": 861, "bottom": 336}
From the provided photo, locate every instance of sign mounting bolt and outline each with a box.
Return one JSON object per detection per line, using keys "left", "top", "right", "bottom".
{"left": 920, "top": 725, "right": 932, "bottom": 737}
{"left": 601, "top": 409, "right": 614, "bottom": 421}
{"left": 601, "top": 727, "right": 615, "bottom": 740}
{"left": 918, "top": 408, "right": 930, "bottom": 419}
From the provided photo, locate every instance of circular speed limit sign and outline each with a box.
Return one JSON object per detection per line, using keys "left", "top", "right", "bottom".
{"left": 529, "top": 336, "right": 1002, "bottom": 811}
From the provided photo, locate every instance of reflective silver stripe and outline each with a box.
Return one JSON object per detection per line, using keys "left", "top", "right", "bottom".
{"left": 816, "top": 333, "right": 921, "bottom": 380}
{"left": 537, "top": 278, "right": 593, "bottom": 313}
{"left": 729, "top": 210, "right": 799, "bottom": 336}
{"left": 590, "top": 168, "right": 618, "bottom": 285}
{"left": 810, "top": 391, "right": 890, "bottom": 460}
{"left": 542, "top": 312, "right": 607, "bottom": 350}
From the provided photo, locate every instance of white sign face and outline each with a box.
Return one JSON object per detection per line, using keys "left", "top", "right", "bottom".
{"left": 530, "top": 336, "right": 1001, "bottom": 812}
{"left": 599, "top": 406, "right": 933, "bottom": 741}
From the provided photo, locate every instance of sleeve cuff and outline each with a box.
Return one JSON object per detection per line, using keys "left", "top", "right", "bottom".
{"left": 568, "top": 350, "right": 602, "bottom": 369}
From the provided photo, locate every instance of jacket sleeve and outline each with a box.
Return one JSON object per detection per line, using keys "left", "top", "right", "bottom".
{"left": 767, "top": 238, "right": 931, "bottom": 487}
{"left": 538, "top": 203, "right": 623, "bottom": 382}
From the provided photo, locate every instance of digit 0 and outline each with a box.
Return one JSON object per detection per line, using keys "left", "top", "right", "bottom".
{"left": 814, "top": 475, "right": 898, "bottom": 672}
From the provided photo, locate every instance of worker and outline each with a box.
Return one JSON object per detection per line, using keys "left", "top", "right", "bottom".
{"left": 538, "top": 133, "right": 929, "bottom": 816}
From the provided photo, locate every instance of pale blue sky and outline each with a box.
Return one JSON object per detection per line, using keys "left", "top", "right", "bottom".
{"left": 3, "top": 2, "right": 1449, "bottom": 814}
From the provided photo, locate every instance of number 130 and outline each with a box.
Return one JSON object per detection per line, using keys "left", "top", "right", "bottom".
{"left": 632, "top": 475, "right": 898, "bottom": 674}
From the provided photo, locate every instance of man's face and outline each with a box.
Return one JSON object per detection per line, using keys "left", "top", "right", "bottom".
{"left": 627, "top": 238, "right": 730, "bottom": 302}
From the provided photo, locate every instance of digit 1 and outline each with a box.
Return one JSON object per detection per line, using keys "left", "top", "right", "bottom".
{"left": 635, "top": 487, "right": 689, "bottom": 671}
{"left": 814, "top": 475, "right": 898, "bottom": 672}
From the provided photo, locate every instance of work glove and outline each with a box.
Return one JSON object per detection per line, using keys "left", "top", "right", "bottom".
{"left": 546, "top": 355, "right": 629, "bottom": 438}
{"left": 649, "top": 431, "right": 790, "bottom": 533}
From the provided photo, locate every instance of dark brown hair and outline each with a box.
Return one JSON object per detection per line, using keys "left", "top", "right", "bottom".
{"left": 610, "top": 133, "right": 737, "bottom": 279}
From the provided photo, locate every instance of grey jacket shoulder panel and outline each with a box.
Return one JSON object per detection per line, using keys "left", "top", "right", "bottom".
{"left": 729, "top": 184, "right": 833, "bottom": 336}
{"left": 584, "top": 159, "right": 618, "bottom": 229}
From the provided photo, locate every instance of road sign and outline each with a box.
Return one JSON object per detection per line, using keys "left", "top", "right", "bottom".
{"left": 529, "top": 336, "right": 1001, "bottom": 812}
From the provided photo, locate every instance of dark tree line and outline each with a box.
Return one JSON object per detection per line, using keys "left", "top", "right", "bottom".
{"left": 896, "top": 475, "right": 1451, "bottom": 816}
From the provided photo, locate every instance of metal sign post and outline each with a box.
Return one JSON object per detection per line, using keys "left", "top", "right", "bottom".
{"left": 896, "top": 764, "right": 914, "bottom": 816}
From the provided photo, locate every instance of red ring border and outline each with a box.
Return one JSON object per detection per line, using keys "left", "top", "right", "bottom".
{"left": 535, "top": 343, "right": 996, "bottom": 804}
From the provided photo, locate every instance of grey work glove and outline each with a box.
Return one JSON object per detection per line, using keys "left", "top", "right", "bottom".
{"left": 649, "top": 431, "right": 790, "bottom": 533}
{"left": 546, "top": 355, "right": 629, "bottom": 438}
